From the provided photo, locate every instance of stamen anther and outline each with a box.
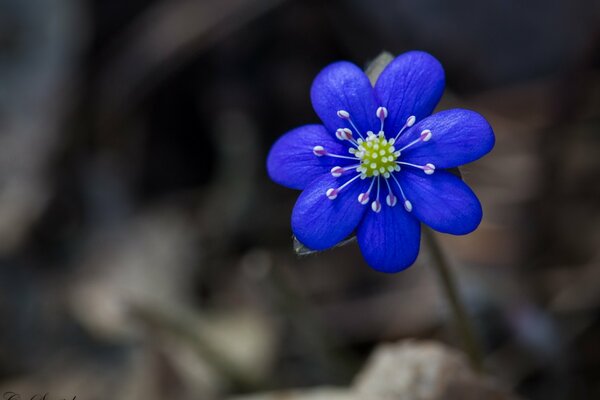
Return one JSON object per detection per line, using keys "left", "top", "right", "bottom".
{"left": 358, "top": 192, "right": 370, "bottom": 205}
{"left": 313, "top": 145, "right": 326, "bottom": 156}
{"left": 424, "top": 163, "right": 436, "bottom": 175}
{"left": 371, "top": 200, "right": 382, "bottom": 213}
{"left": 420, "top": 129, "right": 432, "bottom": 142}
{"left": 386, "top": 193, "right": 397, "bottom": 207}
{"left": 330, "top": 166, "right": 344, "bottom": 177}
{"left": 337, "top": 110, "right": 350, "bottom": 119}
{"left": 326, "top": 188, "right": 338, "bottom": 200}
{"left": 404, "top": 200, "right": 413, "bottom": 212}
{"left": 376, "top": 107, "right": 388, "bottom": 120}
{"left": 335, "top": 128, "right": 353, "bottom": 141}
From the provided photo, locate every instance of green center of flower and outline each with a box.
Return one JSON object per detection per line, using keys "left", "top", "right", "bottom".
{"left": 315, "top": 108, "right": 436, "bottom": 214}
{"left": 351, "top": 132, "right": 401, "bottom": 178}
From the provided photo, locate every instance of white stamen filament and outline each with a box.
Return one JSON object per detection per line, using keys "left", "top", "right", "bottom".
{"left": 320, "top": 152, "right": 360, "bottom": 161}
{"left": 396, "top": 161, "right": 436, "bottom": 175}
{"left": 326, "top": 174, "right": 362, "bottom": 201}
{"left": 337, "top": 173, "right": 362, "bottom": 190}
{"left": 397, "top": 129, "right": 433, "bottom": 153}
{"left": 393, "top": 115, "right": 417, "bottom": 141}
{"left": 337, "top": 109, "right": 365, "bottom": 139}
{"left": 390, "top": 173, "right": 412, "bottom": 212}
{"left": 358, "top": 177, "right": 376, "bottom": 205}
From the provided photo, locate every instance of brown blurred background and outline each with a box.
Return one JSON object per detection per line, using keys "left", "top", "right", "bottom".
{"left": 0, "top": 0, "right": 599, "bottom": 399}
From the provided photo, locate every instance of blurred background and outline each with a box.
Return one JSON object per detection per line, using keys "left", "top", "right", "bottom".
{"left": 0, "top": 0, "right": 599, "bottom": 399}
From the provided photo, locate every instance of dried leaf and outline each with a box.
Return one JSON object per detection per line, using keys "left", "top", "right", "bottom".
{"left": 293, "top": 236, "right": 356, "bottom": 256}
{"left": 365, "top": 51, "right": 394, "bottom": 85}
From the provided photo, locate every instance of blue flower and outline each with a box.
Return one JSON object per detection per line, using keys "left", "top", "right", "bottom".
{"left": 267, "top": 51, "right": 495, "bottom": 273}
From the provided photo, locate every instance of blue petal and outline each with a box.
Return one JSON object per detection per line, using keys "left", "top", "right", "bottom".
{"left": 398, "top": 109, "right": 495, "bottom": 168}
{"left": 357, "top": 202, "right": 421, "bottom": 273}
{"left": 400, "top": 170, "right": 482, "bottom": 235}
{"left": 374, "top": 51, "right": 445, "bottom": 136}
{"left": 292, "top": 173, "right": 369, "bottom": 251}
{"left": 267, "top": 125, "right": 352, "bottom": 190}
{"left": 310, "top": 61, "right": 379, "bottom": 137}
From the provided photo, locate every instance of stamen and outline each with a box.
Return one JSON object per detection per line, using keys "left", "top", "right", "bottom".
{"left": 336, "top": 110, "right": 350, "bottom": 119}
{"left": 330, "top": 166, "right": 344, "bottom": 177}
{"left": 335, "top": 128, "right": 351, "bottom": 141}
{"left": 376, "top": 106, "right": 388, "bottom": 132}
{"left": 330, "top": 164, "right": 360, "bottom": 177}
{"left": 371, "top": 177, "right": 382, "bottom": 213}
{"left": 357, "top": 178, "right": 376, "bottom": 205}
{"left": 314, "top": 148, "right": 359, "bottom": 161}
{"left": 393, "top": 115, "right": 417, "bottom": 141}
{"left": 358, "top": 192, "right": 370, "bottom": 204}
{"left": 335, "top": 128, "right": 359, "bottom": 147}
{"left": 313, "top": 145, "right": 326, "bottom": 156}
{"left": 376, "top": 107, "right": 388, "bottom": 120}
{"left": 397, "top": 129, "right": 434, "bottom": 153}
{"left": 337, "top": 109, "right": 365, "bottom": 139}
{"left": 420, "top": 129, "right": 432, "bottom": 142}
{"left": 386, "top": 194, "right": 397, "bottom": 207}
{"left": 390, "top": 174, "right": 412, "bottom": 213}
{"left": 371, "top": 199, "right": 382, "bottom": 213}
{"left": 396, "top": 161, "right": 436, "bottom": 175}
{"left": 325, "top": 174, "right": 362, "bottom": 201}
{"left": 384, "top": 179, "right": 397, "bottom": 207}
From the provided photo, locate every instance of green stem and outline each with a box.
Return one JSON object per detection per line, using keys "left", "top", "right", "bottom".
{"left": 423, "top": 228, "right": 484, "bottom": 372}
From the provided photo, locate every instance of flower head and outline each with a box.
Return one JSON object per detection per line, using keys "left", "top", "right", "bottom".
{"left": 267, "top": 51, "right": 494, "bottom": 273}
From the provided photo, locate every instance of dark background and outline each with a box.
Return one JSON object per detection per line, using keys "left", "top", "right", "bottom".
{"left": 0, "top": 0, "right": 599, "bottom": 399}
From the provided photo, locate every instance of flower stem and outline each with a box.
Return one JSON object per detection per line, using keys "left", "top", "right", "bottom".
{"left": 422, "top": 227, "right": 484, "bottom": 372}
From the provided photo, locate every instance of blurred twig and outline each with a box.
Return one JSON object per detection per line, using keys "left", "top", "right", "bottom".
{"left": 130, "top": 303, "right": 265, "bottom": 392}
{"left": 364, "top": 51, "right": 393, "bottom": 86}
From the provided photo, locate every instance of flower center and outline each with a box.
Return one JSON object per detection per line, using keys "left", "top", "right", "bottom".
{"left": 313, "top": 107, "right": 436, "bottom": 213}
{"left": 351, "top": 132, "right": 400, "bottom": 178}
